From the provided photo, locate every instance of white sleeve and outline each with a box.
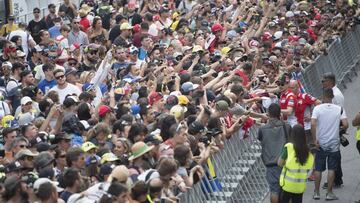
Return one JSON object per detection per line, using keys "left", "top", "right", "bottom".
{"left": 311, "top": 106, "right": 319, "bottom": 119}
{"left": 340, "top": 108, "right": 347, "bottom": 119}
{"left": 6, "top": 81, "right": 17, "bottom": 92}
{"left": 3, "top": 102, "right": 10, "bottom": 115}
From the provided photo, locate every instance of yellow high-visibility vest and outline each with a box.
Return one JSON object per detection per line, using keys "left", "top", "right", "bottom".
{"left": 279, "top": 143, "right": 314, "bottom": 194}
{"left": 356, "top": 126, "right": 360, "bottom": 140}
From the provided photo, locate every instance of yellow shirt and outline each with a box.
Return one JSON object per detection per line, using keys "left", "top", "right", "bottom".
{"left": 0, "top": 24, "right": 19, "bottom": 36}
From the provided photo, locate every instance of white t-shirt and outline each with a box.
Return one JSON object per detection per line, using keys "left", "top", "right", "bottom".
{"left": 50, "top": 83, "right": 82, "bottom": 104}
{"left": 332, "top": 86, "right": 344, "bottom": 107}
{"left": 311, "top": 103, "right": 347, "bottom": 152}
{"left": 8, "top": 29, "right": 34, "bottom": 56}
{"left": 35, "top": 64, "right": 65, "bottom": 81}
{"left": 0, "top": 101, "right": 11, "bottom": 119}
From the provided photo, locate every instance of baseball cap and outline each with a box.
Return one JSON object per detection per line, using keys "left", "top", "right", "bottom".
{"left": 82, "top": 83, "right": 95, "bottom": 92}
{"left": 15, "top": 149, "right": 39, "bottom": 160}
{"left": 38, "top": 167, "right": 55, "bottom": 179}
{"left": 16, "top": 50, "right": 26, "bottom": 57}
{"left": 188, "top": 121, "right": 206, "bottom": 135}
{"left": 65, "top": 68, "right": 77, "bottom": 76}
{"left": 21, "top": 96, "right": 33, "bottom": 106}
{"left": 81, "top": 142, "right": 98, "bottom": 152}
{"left": 1, "top": 61, "right": 12, "bottom": 68}
{"left": 34, "top": 152, "right": 55, "bottom": 169}
{"left": 177, "top": 95, "right": 189, "bottom": 105}
{"left": 98, "top": 105, "right": 112, "bottom": 118}
{"left": 170, "top": 105, "right": 188, "bottom": 120}
{"left": 181, "top": 82, "right": 199, "bottom": 93}
{"left": 51, "top": 132, "right": 73, "bottom": 144}
{"left": 211, "top": 23, "right": 223, "bottom": 33}
{"left": 120, "top": 22, "right": 133, "bottom": 30}
{"left": 63, "top": 96, "right": 79, "bottom": 108}
{"left": 101, "top": 152, "right": 119, "bottom": 164}
{"left": 36, "top": 142, "right": 57, "bottom": 153}
{"left": 98, "top": 163, "right": 115, "bottom": 179}
{"left": 129, "top": 46, "right": 139, "bottom": 54}
{"left": 33, "top": 178, "right": 64, "bottom": 192}
{"left": 144, "top": 129, "right": 163, "bottom": 145}
{"left": 165, "top": 95, "right": 178, "bottom": 110}
{"left": 108, "top": 165, "right": 130, "bottom": 183}
{"left": 148, "top": 92, "right": 163, "bottom": 106}
{"left": 216, "top": 100, "right": 229, "bottom": 112}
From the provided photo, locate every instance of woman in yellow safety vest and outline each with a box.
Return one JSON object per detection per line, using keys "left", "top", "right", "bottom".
{"left": 353, "top": 112, "right": 360, "bottom": 154}
{"left": 278, "top": 124, "right": 314, "bottom": 203}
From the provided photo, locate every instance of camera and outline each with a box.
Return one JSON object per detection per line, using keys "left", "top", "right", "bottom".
{"left": 199, "top": 128, "right": 223, "bottom": 146}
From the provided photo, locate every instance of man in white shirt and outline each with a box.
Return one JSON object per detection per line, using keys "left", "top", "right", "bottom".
{"left": 311, "top": 88, "right": 348, "bottom": 201}
{"left": 321, "top": 72, "right": 345, "bottom": 188}
{"left": 7, "top": 22, "right": 36, "bottom": 56}
{"left": 322, "top": 72, "right": 344, "bottom": 107}
{"left": 50, "top": 69, "right": 81, "bottom": 104}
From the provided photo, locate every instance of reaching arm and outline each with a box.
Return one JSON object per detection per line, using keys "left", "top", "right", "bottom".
{"left": 311, "top": 118, "right": 317, "bottom": 144}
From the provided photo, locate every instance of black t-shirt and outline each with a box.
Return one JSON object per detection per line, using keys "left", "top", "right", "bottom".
{"left": 27, "top": 19, "right": 48, "bottom": 44}
{"left": 60, "top": 190, "right": 73, "bottom": 202}
{"left": 109, "top": 25, "right": 120, "bottom": 43}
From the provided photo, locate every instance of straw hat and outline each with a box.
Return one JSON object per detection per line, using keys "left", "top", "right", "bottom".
{"left": 128, "top": 142, "right": 154, "bottom": 161}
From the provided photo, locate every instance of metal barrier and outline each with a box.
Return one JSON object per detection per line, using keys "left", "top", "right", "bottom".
{"left": 178, "top": 25, "right": 360, "bottom": 203}
{"left": 178, "top": 126, "right": 269, "bottom": 203}
{"left": 300, "top": 25, "right": 360, "bottom": 97}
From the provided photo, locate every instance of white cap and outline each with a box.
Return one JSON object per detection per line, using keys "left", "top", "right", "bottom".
{"left": 33, "top": 178, "right": 64, "bottom": 192}
{"left": 1, "top": 61, "right": 12, "bottom": 68}
{"left": 285, "top": 11, "right": 294, "bottom": 18}
{"left": 21, "top": 96, "right": 33, "bottom": 105}
{"left": 273, "top": 31, "right": 283, "bottom": 40}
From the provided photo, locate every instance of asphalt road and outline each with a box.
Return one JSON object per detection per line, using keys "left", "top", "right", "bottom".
{"left": 263, "top": 74, "right": 360, "bottom": 203}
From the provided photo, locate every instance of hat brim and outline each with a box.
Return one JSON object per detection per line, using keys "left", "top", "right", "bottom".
{"left": 128, "top": 145, "right": 154, "bottom": 161}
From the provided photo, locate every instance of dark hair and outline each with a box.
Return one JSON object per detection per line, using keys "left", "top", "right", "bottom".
{"left": 10, "top": 35, "right": 21, "bottom": 44}
{"left": 42, "top": 63, "right": 55, "bottom": 72}
{"left": 268, "top": 103, "right": 281, "bottom": 119}
{"left": 323, "top": 88, "right": 334, "bottom": 100}
{"left": 99, "top": 183, "right": 128, "bottom": 203}
{"left": 157, "top": 158, "right": 178, "bottom": 177}
{"left": 160, "top": 115, "right": 177, "bottom": 141}
{"left": 291, "top": 124, "right": 310, "bottom": 165}
{"left": 2, "top": 127, "right": 17, "bottom": 138}
{"left": 92, "top": 16, "right": 102, "bottom": 28}
{"left": 128, "top": 123, "right": 148, "bottom": 143}
{"left": 322, "top": 72, "right": 336, "bottom": 84}
{"left": 130, "top": 181, "right": 148, "bottom": 200}
{"left": 77, "top": 103, "right": 91, "bottom": 120}
{"left": 66, "top": 147, "right": 84, "bottom": 167}
{"left": 174, "top": 144, "right": 191, "bottom": 166}
{"left": 62, "top": 168, "right": 80, "bottom": 187}
{"left": 35, "top": 182, "right": 54, "bottom": 200}
{"left": 38, "top": 99, "right": 51, "bottom": 114}
{"left": 230, "top": 84, "right": 244, "bottom": 95}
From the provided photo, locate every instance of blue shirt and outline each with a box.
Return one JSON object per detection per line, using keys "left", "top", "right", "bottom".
{"left": 49, "top": 26, "right": 61, "bottom": 39}
{"left": 38, "top": 79, "right": 56, "bottom": 94}
{"left": 138, "top": 48, "right": 147, "bottom": 61}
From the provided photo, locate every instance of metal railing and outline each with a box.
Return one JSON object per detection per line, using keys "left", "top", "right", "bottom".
{"left": 178, "top": 126, "right": 269, "bottom": 203}
{"left": 300, "top": 25, "right": 360, "bottom": 97}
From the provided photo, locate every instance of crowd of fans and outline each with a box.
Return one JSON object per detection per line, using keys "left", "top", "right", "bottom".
{"left": 0, "top": 0, "right": 358, "bottom": 202}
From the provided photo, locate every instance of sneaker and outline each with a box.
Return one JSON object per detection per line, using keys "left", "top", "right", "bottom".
{"left": 308, "top": 174, "right": 316, "bottom": 181}
{"left": 313, "top": 192, "right": 320, "bottom": 200}
{"left": 326, "top": 192, "right": 339, "bottom": 201}
{"left": 323, "top": 182, "right": 328, "bottom": 189}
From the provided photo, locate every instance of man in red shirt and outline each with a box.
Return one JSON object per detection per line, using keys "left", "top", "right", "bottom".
{"left": 206, "top": 23, "right": 227, "bottom": 53}
{"left": 279, "top": 78, "right": 298, "bottom": 127}
{"left": 292, "top": 81, "right": 321, "bottom": 142}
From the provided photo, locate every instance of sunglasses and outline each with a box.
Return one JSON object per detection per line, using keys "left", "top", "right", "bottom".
{"left": 19, "top": 145, "right": 27, "bottom": 148}
{"left": 89, "top": 51, "right": 98, "bottom": 55}
{"left": 69, "top": 62, "right": 77, "bottom": 66}
{"left": 55, "top": 75, "right": 65, "bottom": 80}
{"left": 34, "top": 11, "right": 40, "bottom": 14}
{"left": 73, "top": 21, "right": 80, "bottom": 24}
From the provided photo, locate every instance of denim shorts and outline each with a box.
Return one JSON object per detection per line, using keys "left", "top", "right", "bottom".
{"left": 314, "top": 148, "right": 340, "bottom": 172}
{"left": 266, "top": 166, "right": 282, "bottom": 194}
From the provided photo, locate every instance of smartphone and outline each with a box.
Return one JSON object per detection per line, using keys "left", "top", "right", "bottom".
{"left": 0, "top": 150, "right": 5, "bottom": 158}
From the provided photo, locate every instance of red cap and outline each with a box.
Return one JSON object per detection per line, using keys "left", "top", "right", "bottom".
{"left": 133, "top": 24, "right": 141, "bottom": 33}
{"left": 262, "top": 32, "right": 272, "bottom": 41}
{"left": 211, "top": 23, "right": 223, "bottom": 33}
{"left": 148, "top": 92, "right": 163, "bottom": 106}
{"left": 98, "top": 105, "right": 112, "bottom": 118}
